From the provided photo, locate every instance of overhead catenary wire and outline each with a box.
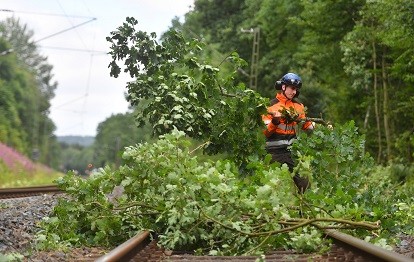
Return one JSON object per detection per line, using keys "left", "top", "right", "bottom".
{"left": 39, "top": 45, "right": 106, "bottom": 54}
{"left": 34, "top": 17, "right": 96, "bottom": 43}
{"left": 0, "top": 8, "right": 97, "bottom": 44}
{"left": 56, "top": 0, "right": 91, "bottom": 50}
{"left": 0, "top": 8, "right": 95, "bottom": 19}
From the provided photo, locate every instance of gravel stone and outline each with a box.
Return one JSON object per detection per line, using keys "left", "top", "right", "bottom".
{"left": 0, "top": 194, "right": 107, "bottom": 261}
{"left": 0, "top": 194, "right": 58, "bottom": 254}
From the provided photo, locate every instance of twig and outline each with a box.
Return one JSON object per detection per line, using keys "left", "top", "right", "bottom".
{"left": 200, "top": 208, "right": 379, "bottom": 237}
{"left": 113, "top": 201, "right": 163, "bottom": 211}
{"left": 189, "top": 141, "right": 211, "bottom": 154}
{"left": 243, "top": 232, "right": 272, "bottom": 255}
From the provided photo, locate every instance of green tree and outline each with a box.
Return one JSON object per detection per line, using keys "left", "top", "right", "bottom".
{"left": 341, "top": 0, "right": 414, "bottom": 163}
{"left": 0, "top": 17, "right": 60, "bottom": 167}
{"left": 0, "top": 38, "right": 29, "bottom": 152}
{"left": 93, "top": 112, "right": 152, "bottom": 168}
{"left": 59, "top": 142, "right": 93, "bottom": 176}
{"left": 107, "top": 17, "right": 268, "bottom": 167}
{"left": 174, "top": 0, "right": 331, "bottom": 121}
{"left": 252, "top": 0, "right": 303, "bottom": 93}
{"left": 290, "top": 0, "right": 365, "bottom": 120}
{"left": 185, "top": 0, "right": 251, "bottom": 57}
{"left": 0, "top": 17, "right": 57, "bottom": 100}
{"left": 170, "top": 0, "right": 264, "bottom": 92}
{"left": 171, "top": 0, "right": 414, "bottom": 164}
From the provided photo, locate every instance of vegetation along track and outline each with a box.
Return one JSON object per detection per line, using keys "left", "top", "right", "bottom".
{"left": 1, "top": 186, "right": 412, "bottom": 261}
{"left": 0, "top": 184, "right": 62, "bottom": 199}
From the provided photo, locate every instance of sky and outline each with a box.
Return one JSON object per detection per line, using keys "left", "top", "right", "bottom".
{"left": 1, "top": 0, "right": 194, "bottom": 137}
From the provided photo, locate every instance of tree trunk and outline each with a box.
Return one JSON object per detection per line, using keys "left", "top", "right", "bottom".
{"left": 363, "top": 105, "right": 370, "bottom": 129}
{"left": 381, "top": 48, "right": 392, "bottom": 161}
{"left": 372, "top": 42, "right": 382, "bottom": 163}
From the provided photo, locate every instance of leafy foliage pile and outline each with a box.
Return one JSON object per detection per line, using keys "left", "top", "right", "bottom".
{"left": 37, "top": 125, "right": 412, "bottom": 255}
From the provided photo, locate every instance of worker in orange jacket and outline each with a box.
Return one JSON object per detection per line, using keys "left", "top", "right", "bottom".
{"left": 262, "top": 73, "right": 314, "bottom": 193}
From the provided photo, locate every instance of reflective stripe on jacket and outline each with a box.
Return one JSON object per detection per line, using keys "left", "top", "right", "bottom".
{"left": 262, "top": 93, "right": 313, "bottom": 149}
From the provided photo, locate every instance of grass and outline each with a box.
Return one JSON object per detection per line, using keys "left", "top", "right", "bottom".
{"left": 0, "top": 142, "right": 64, "bottom": 188}
{"left": 0, "top": 161, "right": 63, "bottom": 188}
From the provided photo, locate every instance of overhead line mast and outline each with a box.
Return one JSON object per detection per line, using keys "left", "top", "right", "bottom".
{"left": 241, "top": 27, "right": 260, "bottom": 90}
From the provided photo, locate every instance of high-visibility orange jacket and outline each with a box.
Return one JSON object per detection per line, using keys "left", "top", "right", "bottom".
{"left": 262, "top": 93, "right": 313, "bottom": 150}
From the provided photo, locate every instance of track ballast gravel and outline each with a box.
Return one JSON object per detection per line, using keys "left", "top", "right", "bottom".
{"left": 0, "top": 194, "right": 107, "bottom": 261}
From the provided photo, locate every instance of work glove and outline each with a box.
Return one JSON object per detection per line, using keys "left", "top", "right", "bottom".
{"left": 271, "top": 117, "right": 281, "bottom": 125}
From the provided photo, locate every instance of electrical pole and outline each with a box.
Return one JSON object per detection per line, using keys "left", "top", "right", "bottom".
{"left": 241, "top": 27, "right": 260, "bottom": 90}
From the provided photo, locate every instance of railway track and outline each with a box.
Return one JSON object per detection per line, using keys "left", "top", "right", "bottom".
{"left": 1, "top": 186, "right": 413, "bottom": 261}
{"left": 95, "top": 229, "right": 414, "bottom": 262}
{"left": 0, "top": 184, "right": 62, "bottom": 199}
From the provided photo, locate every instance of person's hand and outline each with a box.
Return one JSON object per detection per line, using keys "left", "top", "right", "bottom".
{"left": 270, "top": 111, "right": 282, "bottom": 118}
{"left": 269, "top": 111, "right": 281, "bottom": 125}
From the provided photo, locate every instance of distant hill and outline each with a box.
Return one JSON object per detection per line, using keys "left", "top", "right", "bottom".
{"left": 57, "top": 136, "right": 95, "bottom": 147}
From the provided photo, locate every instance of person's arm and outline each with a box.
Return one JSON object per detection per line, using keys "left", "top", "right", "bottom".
{"left": 262, "top": 111, "right": 281, "bottom": 137}
{"left": 298, "top": 112, "right": 315, "bottom": 131}
{"left": 302, "top": 120, "right": 315, "bottom": 130}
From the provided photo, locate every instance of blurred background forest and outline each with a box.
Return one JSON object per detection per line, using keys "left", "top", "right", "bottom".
{"left": 0, "top": 0, "right": 413, "bottom": 180}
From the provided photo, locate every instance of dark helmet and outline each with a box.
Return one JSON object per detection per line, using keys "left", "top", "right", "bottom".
{"left": 274, "top": 73, "right": 302, "bottom": 90}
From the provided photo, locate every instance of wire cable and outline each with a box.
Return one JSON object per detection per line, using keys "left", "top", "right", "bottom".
{"left": 34, "top": 17, "right": 96, "bottom": 43}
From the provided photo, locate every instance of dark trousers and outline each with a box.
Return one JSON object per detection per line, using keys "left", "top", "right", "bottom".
{"left": 268, "top": 148, "right": 310, "bottom": 193}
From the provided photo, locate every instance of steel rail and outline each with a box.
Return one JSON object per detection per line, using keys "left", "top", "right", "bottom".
{"left": 94, "top": 229, "right": 413, "bottom": 261}
{"left": 96, "top": 231, "right": 151, "bottom": 262}
{"left": 325, "top": 229, "right": 414, "bottom": 262}
{"left": 0, "top": 184, "right": 61, "bottom": 199}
